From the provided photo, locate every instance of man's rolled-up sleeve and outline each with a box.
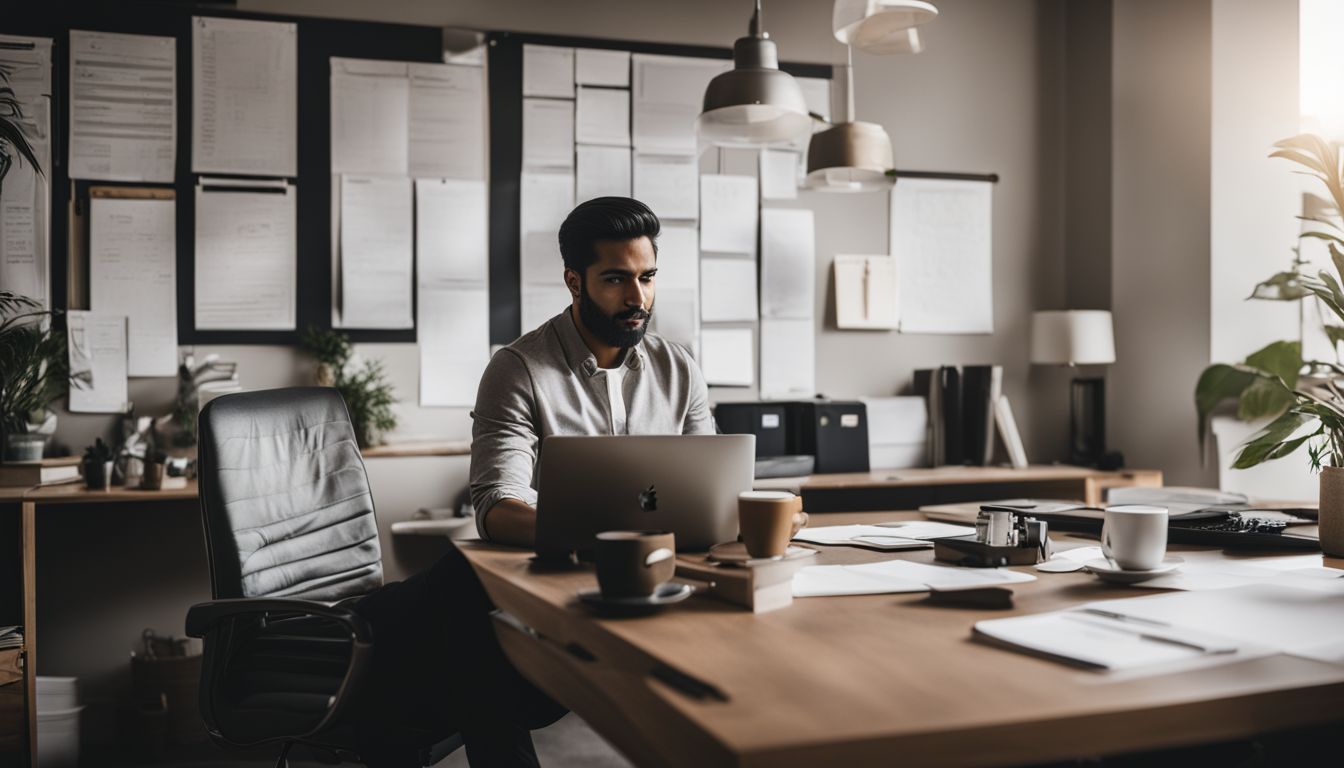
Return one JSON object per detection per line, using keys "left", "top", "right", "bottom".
{"left": 470, "top": 350, "right": 540, "bottom": 540}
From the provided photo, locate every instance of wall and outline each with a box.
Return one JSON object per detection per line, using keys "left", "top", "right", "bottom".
{"left": 1110, "top": 0, "right": 1216, "bottom": 487}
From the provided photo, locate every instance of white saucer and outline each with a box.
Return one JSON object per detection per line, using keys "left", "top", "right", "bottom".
{"left": 1083, "top": 556, "right": 1184, "bottom": 584}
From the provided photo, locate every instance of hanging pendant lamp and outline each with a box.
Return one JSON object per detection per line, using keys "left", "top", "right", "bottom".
{"left": 697, "top": 0, "right": 812, "bottom": 148}
{"left": 833, "top": 0, "right": 938, "bottom": 53}
{"left": 805, "top": 47, "right": 893, "bottom": 192}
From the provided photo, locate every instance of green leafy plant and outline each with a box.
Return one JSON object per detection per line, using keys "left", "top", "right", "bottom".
{"left": 0, "top": 291, "right": 70, "bottom": 440}
{"left": 1195, "top": 135, "right": 1344, "bottom": 470}
{"left": 83, "top": 438, "right": 113, "bottom": 465}
{"left": 0, "top": 63, "right": 42, "bottom": 189}
{"left": 299, "top": 327, "right": 397, "bottom": 448}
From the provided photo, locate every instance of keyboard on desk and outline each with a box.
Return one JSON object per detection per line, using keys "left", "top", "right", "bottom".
{"left": 1168, "top": 510, "right": 1320, "bottom": 550}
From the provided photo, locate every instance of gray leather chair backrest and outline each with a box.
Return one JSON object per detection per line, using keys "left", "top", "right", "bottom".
{"left": 197, "top": 387, "right": 383, "bottom": 601}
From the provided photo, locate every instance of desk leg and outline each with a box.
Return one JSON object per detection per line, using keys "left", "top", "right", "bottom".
{"left": 21, "top": 501, "right": 35, "bottom": 768}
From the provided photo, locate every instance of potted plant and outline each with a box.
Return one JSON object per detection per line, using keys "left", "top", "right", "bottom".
{"left": 1195, "top": 134, "right": 1344, "bottom": 556}
{"left": 0, "top": 291, "right": 70, "bottom": 462}
{"left": 83, "top": 438, "right": 114, "bottom": 491}
{"left": 299, "top": 327, "right": 397, "bottom": 448}
{"left": 141, "top": 449, "right": 167, "bottom": 491}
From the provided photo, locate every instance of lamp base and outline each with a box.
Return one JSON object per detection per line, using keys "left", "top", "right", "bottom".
{"left": 1068, "top": 377, "right": 1107, "bottom": 467}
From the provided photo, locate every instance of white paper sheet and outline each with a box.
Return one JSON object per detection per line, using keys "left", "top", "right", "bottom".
{"left": 653, "top": 224, "right": 698, "bottom": 292}
{"left": 632, "top": 153, "right": 698, "bottom": 220}
{"left": 418, "top": 285, "right": 490, "bottom": 407}
{"left": 68, "top": 30, "right": 176, "bottom": 182}
{"left": 576, "top": 145, "right": 631, "bottom": 201}
{"left": 66, "top": 311, "right": 129, "bottom": 413}
{"left": 792, "top": 522, "right": 970, "bottom": 549}
{"left": 330, "top": 58, "right": 410, "bottom": 176}
{"left": 0, "top": 36, "right": 52, "bottom": 310}
{"left": 521, "top": 230, "right": 563, "bottom": 287}
{"left": 834, "top": 255, "right": 899, "bottom": 330}
{"left": 796, "top": 76, "right": 831, "bottom": 123}
{"left": 759, "top": 149, "right": 799, "bottom": 200}
{"left": 409, "top": 63, "right": 485, "bottom": 180}
{"left": 194, "top": 179, "right": 296, "bottom": 330}
{"left": 700, "top": 258, "right": 757, "bottom": 322}
{"left": 576, "top": 48, "right": 630, "bottom": 87}
{"left": 521, "top": 283, "right": 573, "bottom": 334}
{"left": 631, "top": 53, "right": 729, "bottom": 155}
{"left": 191, "top": 17, "right": 297, "bottom": 176}
{"left": 416, "top": 178, "right": 487, "bottom": 284}
{"left": 760, "top": 318, "right": 815, "bottom": 400}
{"left": 522, "top": 98, "right": 575, "bottom": 170}
{"left": 760, "top": 208, "right": 814, "bottom": 318}
{"left": 794, "top": 559, "right": 1034, "bottom": 598}
{"left": 700, "top": 175, "right": 758, "bottom": 254}
{"left": 340, "top": 175, "right": 414, "bottom": 329}
{"left": 891, "top": 178, "right": 993, "bottom": 333}
{"left": 576, "top": 86, "right": 630, "bottom": 147}
{"left": 523, "top": 44, "right": 574, "bottom": 98}
{"left": 699, "top": 327, "right": 753, "bottom": 386}
{"left": 520, "top": 171, "right": 575, "bottom": 236}
{"left": 651, "top": 289, "right": 699, "bottom": 356}
{"left": 90, "top": 197, "right": 177, "bottom": 377}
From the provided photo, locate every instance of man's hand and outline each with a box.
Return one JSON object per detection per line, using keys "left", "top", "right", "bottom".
{"left": 482, "top": 498, "right": 539, "bottom": 549}
{"left": 790, "top": 511, "right": 809, "bottom": 538}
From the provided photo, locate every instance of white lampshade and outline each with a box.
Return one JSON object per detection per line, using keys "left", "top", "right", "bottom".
{"left": 1030, "top": 310, "right": 1115, "bottom": 366}
{"left": 833, "top": 0, "right": 938, "bottom": 53}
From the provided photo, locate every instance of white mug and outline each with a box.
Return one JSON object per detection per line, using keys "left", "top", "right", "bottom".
{"left": 1101, "top": 505, "right": 1168, "bottom": 570}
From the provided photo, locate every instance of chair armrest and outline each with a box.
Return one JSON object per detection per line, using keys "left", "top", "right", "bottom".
{"left": 186, "top": 597, "right": 372, "bottom": 643}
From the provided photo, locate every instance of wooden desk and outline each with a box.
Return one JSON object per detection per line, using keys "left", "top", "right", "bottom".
{"left": 1, "top": 480, "right": 198, "bottom": 766}
{"left": 462, "top": 514, "right": 1344, "bottom": 767}
{"left": 756, "top": 465, "right": 1163, "bottom": 511}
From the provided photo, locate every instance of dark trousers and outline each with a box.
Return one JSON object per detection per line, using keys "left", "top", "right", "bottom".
{"left": 351, "top": 543, "right": 566, "bottom": 767}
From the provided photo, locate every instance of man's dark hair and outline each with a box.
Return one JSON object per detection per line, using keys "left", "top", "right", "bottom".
{"left": 558, "top": 197, "right": 660, "bottom": 274}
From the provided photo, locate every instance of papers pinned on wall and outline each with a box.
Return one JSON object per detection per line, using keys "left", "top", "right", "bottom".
{"left": 700, "top": 175, "right": 758, "bottom": 254}
{"left": 67, "top": 311, "right": 129, "bottom": 414}
{"left": 834, "top": 255, "right": 899, "bottom": 330}
{"left": 330, "top": 58, "right": 410, "bottom": 176}
{"left": 631, "top": 53, "right": 729, "bottom": 155}
{"left": 650, "top": 224, "right": 699, "bottom": 355}
{"left": 523, "top": 44, "right": 574, "bottom": 98}
{"left": 0, "top": 35, "right": 52, "bottom": 311}
{"left": 338, "top": 175, "right": 414, "bottom": 329}
{"left": 890, "top": 177, "right": 994, "bottom": 334}
{"left": 419, "top": 285, "right": 489, "bottom": 407}
{"left": 576, "top": 48, "right": 630, "bottom": 87}
{"left": 760, "top": 208, "right": 814, "bottom": 319}
{"left": 576, "top": 145, "right": 631, "bottom": 201}
{"left": 409, "top": 63, "right": 485, "bottom": 180}
{"left": 68, "top": 30, "right": 176, "bottom": 182}
{"left": 633, "top": 154, "right": 698, "bottom": 221}
{"left": 576, "top": 86, "right": 630, "bottom": 147}
{"left": 700, "top": 327, "right": 754, "bottom": 387}
{"left": 194, "top": 178, "right": 296, "bottom": 330}
{"left": 759, "top": 150, "right": 799, "bottom": 200}
{"left": 191, "top": 16, "right": 297, "bottom": 176}
{"left": 760, "top": 318, "right": 815, "bottom": 400}
{"left": 90, "top": 194, "right": 177, "bottom": 377}
{"left": 523, "top": 98, "right": 575, "bottom": 169}
{"left": 520, "top": 171, "right": 576, "bottom": 242}
{"left": 521, "top": 283, "right": 573, "bottom": 335}
{"left": 701, "top": 257, "right": 758, "bottom": 323}
{"left": 416, "top": 178, "right": 487, "bottom": 284}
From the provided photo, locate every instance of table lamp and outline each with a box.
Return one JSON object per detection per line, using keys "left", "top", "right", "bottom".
{"left": 1030, "top": 310, "right": 1116, "bottom": 467}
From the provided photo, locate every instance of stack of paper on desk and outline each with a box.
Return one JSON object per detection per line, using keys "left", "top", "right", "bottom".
{"left": 793, "top": 559, "right": 1035, "bottom": 597}
{"left": 792, "top": 522, "right": 974, "bottom": 551}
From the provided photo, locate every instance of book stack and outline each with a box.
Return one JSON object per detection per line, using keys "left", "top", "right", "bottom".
{"left": 0, "top": 456, "right": 82, "bottom": 487}
{"left": 912, "top": 365, "right": 1006, "bottom": 467}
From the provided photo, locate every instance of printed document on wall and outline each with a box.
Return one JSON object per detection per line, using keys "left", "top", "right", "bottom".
{"left": 0, "top": 35, "right": 52, "bottom": 310}
{"left": 523, "top": 44, "right": 574, "bottom": 98}
{"left": 409, "top": 63, "right": 485, "bottom": 180}
{"left": 760, "top": 318, "right": 815, "bottom": 400}
{"left": 760, "top": 208, "right": 814, "bottom": 319}
{"left": 700, "top": 175, "right": 758, "bottom": 254}
{"left": 835, "top": 255, "right": 899, "bottom": 330}
{"left": 191, "top": 17, "right": 297, "bottom": 176}
{"left": 520, "top": 171, "right": 575, "bottom": 239}
{"left": 90, "top": 197, "right": 177, "bottom": 376}
{"left": 701, "top": 257, "right": 757, "bottom": 322}
{"left": 576, "top": 48, "right": 629, "bottom": 87}
{"left": 700, "top": 327, "right": 754, "bottom": 387}
{"left": 69, "top": 30, "right": 176, "bottom": 182}
{"left": 759, "top": 150, "right": 799, "bottom": 200}
{"left": 576, "top": 86, "right": 630, "bottom": 147}
{"left": 632, "top": 54, "right": 728, "bottom": 155}
{"left": 523, "top": 98, "right": 575, "bottom": 169}
{"left": 890, "top": 178, "right": 993, "bottom": 333}
{"left": 330, "top": 58, "right": 410, "bottom": 176}
{"left": 576, "top": 145, "right": 631, "bottom": 200}
{"left": 67, "top": 311, "right": 129, "bottom": 414}
{"left": 419, "top": 285, "right": 489, "bottom": 407}
{"left": 633, "top": 154, "right": 697, "bottom": 221}
{"left": 340, "top": 175, "right": 414, "bottom": 329}
{"left": 416, "top": 178, "right": 487, "bottom": 284}
{"left": 195, "top": 179, "right": 296, "bottom": 330}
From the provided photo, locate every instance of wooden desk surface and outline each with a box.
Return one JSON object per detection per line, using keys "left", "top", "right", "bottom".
{"left": 19, "top": 479, "right": 198, "bottom": 504}
{"left": 462, "top": 514, "right": 1344, "bottom": 767}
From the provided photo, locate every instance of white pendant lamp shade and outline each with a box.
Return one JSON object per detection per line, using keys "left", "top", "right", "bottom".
{"left": 834, "top": 0, "right": 939, "bottom": 53}
{"left": 697, "top": 1, "right": 812, "bottom": 148}
{"left": 1030, "top": 311, "right": 1116, "bottom": 366}
{"left": 805, "top": 120, "right": 893, "bottom": 191}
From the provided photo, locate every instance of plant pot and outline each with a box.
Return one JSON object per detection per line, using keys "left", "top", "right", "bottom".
{"left": 84, "top": 460, "right": 112, "bottom": 491}
{"left": 3, "top": 432, "right": 46, "bottom": 462}
{"left": 1319, "top": 466, "right": 1344, "bottom": 558}
{"left": 140, "top": 462, "right": 165, "bottom": 491}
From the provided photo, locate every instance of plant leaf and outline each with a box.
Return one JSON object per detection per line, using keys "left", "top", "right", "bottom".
{"left": 1249, "top": 271, "right": 1311, "bottom": 301}
{"left": 1233, "top": 409, "right": 1314, "bottom": 469}
{"left": 1194, "top": 364, "right": 1263, "bottom": 459}
{"left": 1243, "top": 339, "right": 1303, "bottom": 388}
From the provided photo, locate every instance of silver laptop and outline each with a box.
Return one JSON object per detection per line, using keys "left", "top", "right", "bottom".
{"left": 534, "top": 434, "right": 755, "bottom": 557}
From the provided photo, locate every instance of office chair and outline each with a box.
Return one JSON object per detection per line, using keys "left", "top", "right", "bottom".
{"left": 185, "top": 387, "right": 462, "bottom": 767}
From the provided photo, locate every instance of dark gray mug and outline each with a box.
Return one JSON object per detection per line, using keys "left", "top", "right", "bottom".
{"left": 594, "top": 531, "right": 675, "bottom": 599}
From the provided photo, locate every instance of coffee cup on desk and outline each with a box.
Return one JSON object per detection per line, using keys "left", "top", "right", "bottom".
{"left": 595, "top": 531, "right": 676, "bottom": 599}
{"left": 738, "top": 491, "right": 803, "bottom": 558}
{"left": 1102, "top": 505, "right": 1168, "bottom": 570}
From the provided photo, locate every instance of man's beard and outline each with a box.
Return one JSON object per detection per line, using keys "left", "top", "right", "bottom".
{"left": 578, "top": 282, "right": 652, "bottom": 349}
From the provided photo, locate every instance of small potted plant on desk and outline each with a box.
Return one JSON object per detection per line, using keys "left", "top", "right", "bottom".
{"left": 83, "top": 438, "right": 114, "bottom": 491}
{"left": 0, "top": 291, "right": 68, "bottom": 462}
{"left": 140, "top": 449, "right": 167, "bottom": 491}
